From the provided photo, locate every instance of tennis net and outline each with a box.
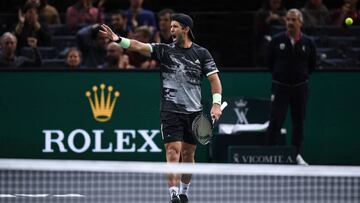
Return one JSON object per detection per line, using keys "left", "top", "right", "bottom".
{"left": 0, "top": 158, "right": 359, "bottom": 203}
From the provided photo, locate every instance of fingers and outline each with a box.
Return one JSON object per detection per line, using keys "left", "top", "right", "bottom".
{"left": 211, "top": 114, "right": 216, "bottom": 122}
{"left": 18, "top": 9, "right": 25, "bottom": 23}
{"left": 210, "top": 105, "right": 222, "bottom": 122}
{"left": 101, "top": 24, "right": 111, "bottom": 31}
{"left": 211, "top": 113, "right": 220, "bottom": 122}
{"left": 101, "top": 24, "right": 116, "bottom": 37}
{"left": 98, "top": 30, "right": 107, "bottom": 35}
{"left": 99, "top": 24, "right": 111, "bottom": 38}
{"left": 100, "top": 24, "right": 107, "bottom": 32}
{"left": 98, "top": 30, "right": 109, "bottom": 40}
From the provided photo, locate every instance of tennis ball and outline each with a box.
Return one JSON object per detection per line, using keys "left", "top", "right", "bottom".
{"left": 345, "top": 17, "right": 353, "bottom": 25}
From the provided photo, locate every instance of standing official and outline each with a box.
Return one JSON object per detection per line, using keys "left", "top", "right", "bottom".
{"left": 266, "top": 9, "right": 317, "bottom": 165}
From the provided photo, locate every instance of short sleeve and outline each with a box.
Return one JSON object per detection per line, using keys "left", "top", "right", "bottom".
{"left": 150, "top": 43, "right": 167, "bottom": 61}
{"left": 201, "top": 48, "right": 219, "bottom": 76}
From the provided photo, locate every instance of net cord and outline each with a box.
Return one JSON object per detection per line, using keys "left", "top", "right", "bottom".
{"left": 0, "top": 158, "right": 360, "bottom": 177}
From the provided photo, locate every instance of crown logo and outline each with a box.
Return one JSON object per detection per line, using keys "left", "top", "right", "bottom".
{"left": 235, "top": 99, "right": 247, "bottom": 108}
{"left": 86, "top": 84, "right": 120, "bottom": 122}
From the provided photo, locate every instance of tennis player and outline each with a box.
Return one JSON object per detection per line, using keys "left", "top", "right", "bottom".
{"left": 100, "top": 13, "right": 223, "bottom": 203}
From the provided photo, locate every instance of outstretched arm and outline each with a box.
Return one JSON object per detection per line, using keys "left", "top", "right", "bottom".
{"left": 99, "top": 24, "right": 152, "bottom": 57}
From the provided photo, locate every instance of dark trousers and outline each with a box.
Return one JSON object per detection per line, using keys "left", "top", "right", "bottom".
{"left": 266, "top": 82, "right": 309, "bottom": 155}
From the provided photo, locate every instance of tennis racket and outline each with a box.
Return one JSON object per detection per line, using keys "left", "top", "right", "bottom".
{"left": 192, "top": 102, "right": 228, "bottom": 145}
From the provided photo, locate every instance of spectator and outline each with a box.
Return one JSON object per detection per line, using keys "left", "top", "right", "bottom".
{"left": 26, "top": 0, "right": 61, "bottom": 25}
{"left": 0, "top": 32, "right": 42, "bottom": 68}
{"left": 154, "top": 8, "right": 174, "bottom": 44}
{"left": 26, "top": 0, "right": 40, "bottom": 6}
{"left": 255, "top": 0, "right": 287, "bottom": 38}
{"left": 14, "top": 2, "right": 51, "bottom": 49}
{"left": 76, "top": 24, "right": 109, "bottom": 68}
{"left": 66, "top": 0, "right": 105, "bottom": 31}
{"left": 64, "top": 47, "right": 82, "bottom": 69}
{"left": 99, "top": 42, "right": 133, "bottom": 69}
{"left": 254, "top": 0, "right": 287, "bottom": 66}
{"left": 38, "top": 0, "right": 61, "bottom": 25}
{"left": 109, "top": 10, "right": 131, "bottom": 38}
{"left": 332, "top": 0, "right": 360, "bottom": 26}
{"left": 127, "top": 25, "right": 157, "bottom": 69}
{"left": 266, "top": 9, "right": 317, "bottom": 165}
{"left": 301, "top": 0, "right": 331, "bottom": 28}
{"left": 124, "top": 0, "right": 157, "bottom": 32}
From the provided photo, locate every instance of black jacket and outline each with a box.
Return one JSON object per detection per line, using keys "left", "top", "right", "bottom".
{"left": 267, "top": 32, "right": 317, "bottom": 85}
{"left": 0, "top": 48, "right": 42, "bottom": 68}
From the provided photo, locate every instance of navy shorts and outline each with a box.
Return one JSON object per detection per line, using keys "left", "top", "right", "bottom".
{"left": 160, "top": 111, "right": 201, "bottom": 145}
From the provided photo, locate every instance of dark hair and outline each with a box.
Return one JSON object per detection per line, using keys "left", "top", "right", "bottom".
{"left": 134, "top": 25, "right": 152, "bottom": 40}
{"left": 157, "top": 8, "right": 175, "bottom": 18}
{"left": 111, "top": 9, "right": 127, "bottom": 18}
{"left": 91, "top": 24, "right": 101, "bottom": 40}
{"left": 261, "top": 0, "right": 285, "bottom": 10}
{"left": 65, "top": 47, "right": 82, "bottom": 58}
{"left": 22, "top": 2, "right": 39, "bottom": 13}
{"left": 39, "top": 0, "right": 48, "bottom": 10}
{"left": 171, "top": 13, "right": 195, "bottom": 40}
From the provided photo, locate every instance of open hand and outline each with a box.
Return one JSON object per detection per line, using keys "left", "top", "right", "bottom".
{"left": 99, "top": 24, "right": 119, "bottom": 41}
{"left": 18, "top": 9, "right": 25, "bottom": 24}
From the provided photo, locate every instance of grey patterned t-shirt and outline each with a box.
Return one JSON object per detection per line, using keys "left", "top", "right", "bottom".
{"left": 151, "top": 42, "right": 219, "bottom": 113}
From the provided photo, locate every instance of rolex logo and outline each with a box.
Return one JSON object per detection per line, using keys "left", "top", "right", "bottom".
{"left": 86, "top": 84, "right": 120, "bottom": 122}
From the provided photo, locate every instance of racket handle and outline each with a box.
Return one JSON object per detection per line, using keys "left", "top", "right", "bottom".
{"left": 220, "top": 101, "right": 228, "bottom": 111}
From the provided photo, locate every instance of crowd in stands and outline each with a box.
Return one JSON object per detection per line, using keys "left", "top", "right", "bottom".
{"left": 0, "top": 0, "right": 173, "bottom": 69}
{"left": 0, "top": 0, "right": 360, "bottom": 69}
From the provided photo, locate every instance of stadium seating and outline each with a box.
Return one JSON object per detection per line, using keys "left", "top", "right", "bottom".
{"left": 51, "top": 35, "right": 77, "bottom": 54}
{"left": 20, "top": 46, "right": 58, "bottom": 59}
{"left": 42, "top": 59, "right": 66, "bottom": 68}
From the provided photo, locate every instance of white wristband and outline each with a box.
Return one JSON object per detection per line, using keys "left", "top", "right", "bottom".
{"left": 117, "top": 37, "right": 131, "bottom": 49}
{"left": 212, "top": 93, "right": 222, "bottom": 105}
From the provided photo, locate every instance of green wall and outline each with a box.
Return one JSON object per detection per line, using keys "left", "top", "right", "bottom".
{"left": 211, "top": 71, "right": 360, "bottom": 165}
{"left": 0, "top": 70, "right": 359, "bottom": 165}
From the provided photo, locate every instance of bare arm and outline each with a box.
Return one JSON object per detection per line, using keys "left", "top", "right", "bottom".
{"left": 208, "top": 73, "right": 223, "bottom": 121}
{"left": 208, "top": 73, "right": 222, "bottom": 95}
{"left": 99, "top": 24, "right": 152, "bottom": 57}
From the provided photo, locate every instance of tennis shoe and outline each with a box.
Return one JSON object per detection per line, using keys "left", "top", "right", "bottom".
{"left": 179, "top": 194, "right": 188, "bottom": 203}
{"left": 169, "top": 193, "right": 181, "bottom": 203}
{"left": 296, "top": 154, "right": 309, "bottom": 166}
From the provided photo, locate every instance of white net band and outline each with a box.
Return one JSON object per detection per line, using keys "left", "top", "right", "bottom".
{"left": 0, "top": 159, "right": 359, "bottom": 203}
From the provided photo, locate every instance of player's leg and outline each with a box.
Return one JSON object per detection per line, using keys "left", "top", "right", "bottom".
{"left": 178, "top": 112, "right": 200, "bottom": 202}
{"left": 165, "top": 141, "right": 182, "bottom": 202}
{"left": 179, "top": 142, "right": 196, "bottom": 202}
{"left": 290, "top": 84, "right": 308, "bottom": 165}
{"left": 266, "top": 83, "right": 290, "bottom": 145}
{"left": 160, "top": 111, "right": 184, "bottom": 203}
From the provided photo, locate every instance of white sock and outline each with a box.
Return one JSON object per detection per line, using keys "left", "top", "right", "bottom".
{"left": 168, "top": 186, "right": 179, "bottom": 198}
{"left": 179, "top": 181, "right": 190, "bottom": 195}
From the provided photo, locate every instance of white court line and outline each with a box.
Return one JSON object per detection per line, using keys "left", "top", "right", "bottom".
{"left": 0, "top": 194, "right": 85, "bottom": 198}
{"left": 15, "top": 194, "right": 49, "bottom": 197}
{"left": 0, "top": 194, "right": 16, "bottom": 198}
{"left": 53, "top": 194, "right": 85, "bottom": 197}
